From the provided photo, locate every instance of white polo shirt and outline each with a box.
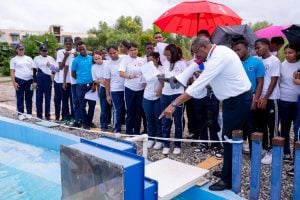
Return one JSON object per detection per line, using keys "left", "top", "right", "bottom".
{"left": 118, "top": 55, "right": 146, "bottom": 91}
{"left": 56, "top": 48, "right": 76, "bottom": 84}
{"left": 280, "top": 60, "right": 300, "bottom": 102}
{"left": 162, "top": 60, "right": 187, "bottom": 95}
{"left": 66, "top": 55, "right": 77, "bottom": 84}
{"left": 92, "top": 61, "right": 106, "bottom": 87}
{"left": 259, "top": 55, "right": 281, "bottom": 100}
{"left": 33, "top": 55, "right": 55, "bottom": 76}
{"left": 186, "top": 45, "right": 251, "bottom": 100}
{"left": 142, "top": 65, "right": 164, "bottom": 101}
{"left": 103, "top": 57, "right": 125, "bottom": 92}
{"left": 10, "top": 55, "right": 34, "bottom": 80}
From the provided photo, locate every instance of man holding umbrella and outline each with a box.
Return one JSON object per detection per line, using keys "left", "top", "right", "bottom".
{"left": 160, "top": 37, "right": 252, "bottom": 191}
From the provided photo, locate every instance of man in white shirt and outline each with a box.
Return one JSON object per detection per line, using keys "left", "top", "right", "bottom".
{"left": 160, "top": 37, "right": 252, "bottom": 191}
{"left": 33, "top": 44, "right": 55, "bottom": 120}
{"left": 255, "top": 38, "right": 281, "bottom": 165}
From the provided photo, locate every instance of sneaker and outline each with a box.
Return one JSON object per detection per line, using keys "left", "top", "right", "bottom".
{"left": 26, "top": 114, "right": 32, "bottom": 120}
{"left": 18, "top": 114, "right": 26, "bottom": 120}
{"left": 153, "top": 142, "right": 163, "bottom": 150}
{"left": 70, "top": 122, "right": 82, "bottom": 128}
{"left": 173, "top": 147, "right": 181, "bottom": 155}
{"left": 283, "top": 154, "right": 293, "bottom": 163}
{"left": 83, "top": 125, "right": 90, "bottom": 130}
{"left": 287, "top": 168, "right": 294, "bottom": 176}
{"left": 68, "top": 119, "right": 75, "bottom": 126}
{"left": 162, "top": 147, "right": 170, "bottom": 155}
{"left": 212, "top": 147, "right": 223, "bottom": 160}
{"left": 243, "top": 141, "right": 250, "bottom": 153}
{"left": 261, "top": 150, "right": 272, "bottom": 165}
{"left": 147, "top": 140, "right": 155, "bottom": 149}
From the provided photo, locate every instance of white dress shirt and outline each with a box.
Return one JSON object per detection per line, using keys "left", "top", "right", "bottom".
{"left": 186, "top": 45, "right": 251, "bottom": 100}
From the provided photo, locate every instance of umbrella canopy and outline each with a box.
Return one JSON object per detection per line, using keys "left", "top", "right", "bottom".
{"left": 211, "top": 24, "right": 257, "bottom": 55}
{"left": 282, "top": 24, "right": 300, "bottom": 46}
{"left": 153, "top": 0, "right": 242, "bottom": 37}
{"left": 255, "top": 25, "right": 289, "bottom": 38}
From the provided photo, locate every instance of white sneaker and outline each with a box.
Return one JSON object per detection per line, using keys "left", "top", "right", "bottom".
{"left": 26, "top": 114, "right": 32, "bottom": 120}
{"left": 18, "top": 114, "right": 26, "bottom": 120}
{"left": 261, "top": 150, "right": 272, "bottom": 165}
{"left": 162, "top": 147, "right": 170, "bottom": 155}
{"left": 153, "top": 142, "right": 163, "bottom": 150}
{"left": 243, "top": 141, "right": 250, "bottom": 153}
{"left": 147, "top": 140, "right": 155, "bottom": 149}
{"left": 173, "top": 147, "right": 181, "bottom": 155}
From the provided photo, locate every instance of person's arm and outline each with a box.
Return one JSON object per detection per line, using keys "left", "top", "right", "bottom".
{"left": 105, "top": 79, "right": 112, "bottom": 105}
{"left": 252, "top": 77, "right": 264, "bottom": 110}
{"left": 258, "top": 76, "right": 278, "bottom": 109}
{"left": 63, "top": 65, "right": 69, "bottom": 90}
{"left": 71, "top": 58, "right": 77, "bottom": 79}
{"left": 58, "top": 51, "right": 70, "bottom": 70}
{"left": 10, "top": 69, "right": 19, "bottom": 90}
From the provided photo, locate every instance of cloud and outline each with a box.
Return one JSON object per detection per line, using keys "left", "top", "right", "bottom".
{"left": 0, "top": 0, "right": 299, "bottom": 33}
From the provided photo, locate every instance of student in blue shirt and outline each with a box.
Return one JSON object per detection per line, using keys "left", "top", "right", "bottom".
{"left": 233, "top": 40, "right": 265, "bottom": 154}
{"left": 71, "top": 41, "right": 95, "bottom": 130}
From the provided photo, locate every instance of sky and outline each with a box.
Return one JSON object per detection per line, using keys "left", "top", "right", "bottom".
{"left": 0, "top": 0, "right": 299, "bottom": 33}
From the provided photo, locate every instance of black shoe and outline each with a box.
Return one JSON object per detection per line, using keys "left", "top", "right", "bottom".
{"left": 287, "top": 168, "right": 294, "bottom": 176}
{"left": 212, "top": 170, "right": 222, "bottom": 178}
{"left": 89, "top": 123, "right": 97, "bottom": 128}
{"left": 83, "top": 125, "right": 90, "bottom": 130}
{"left": 71, "top": 122, "right": 82, "bottom": 128}
{"left": 209, "top": 180, "right": 231, "bottom": 191}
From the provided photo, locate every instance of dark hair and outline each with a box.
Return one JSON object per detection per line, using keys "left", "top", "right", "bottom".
{"left": 77, "top": 41, "right": 85, "bottom": 46}
{"left": 197, "top": 29, "right": 210, "bottom": 37}
{"left": 154, "top": 32, "right": 162, "bottom": 36}
{"left": 255, "top": 38, "right": 270, "bottom": 47}
{"left": 144, "top": 42, "right": 154, "bottom": 48}
{"left": 165, "top": 44, "right": 181, "bottom": 71}
{"left": 233, "top": 40, "right": 249, "bottom": 48}
{"left": 129, "top": 42, "right": 138, "bottom": 49}
{"left": 284, "top": 44, "right": 300, "bottom": 60}
{"left": 146, "top": 51, "right": 162, "bottom": 66}
{"left": 120, "top": 40, "right": 131, "bottom": 49}
{"left": 271, "top": 36, "right": 284, "bottom": 45}
{"left": 107, "top": 44, "right": 118, "bottom": 52}
{"left": 177, "top": 46, "right": 183, "bottom": 59}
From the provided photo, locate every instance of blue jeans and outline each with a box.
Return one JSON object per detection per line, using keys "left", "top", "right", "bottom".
{"left": 71, "top": 84, "right": 81, "bottom": 123}
{"left": 294, "top": 96, "right": 300, "bottom": 144}
{"left": 76, "top": 84, "right": 96, "bottom": 126}
{"left": 143, "top": 98, "right": 162, "bottom": 138}
{"left": 279, "top": 100, "right": 298, "bottom": 155}
{"left": 53, "top": 81, "right": 61, "bottom": 121}
{"left": 15, "top": 78, "right": 33, "bottom": 115}
{"left": 36, "top": 71, "right": 52, "bottom": 119}
{"left": 111, "top": 91, "right": 125, "bottom": 132}
{"left": 59, "top": 83, "right": 74, "bottom": 121}
{"left": 99, "top": 86, "right": 111, "bottom": 129}
{"left": 160, "top": 94, "right": 184, "bottom": 148}
{"left": 124, "top": 87, "right": 144, "bottom": 135}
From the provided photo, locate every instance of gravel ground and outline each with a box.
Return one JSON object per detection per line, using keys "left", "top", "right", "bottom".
{"left": 0, "top": 81, "right": 294, "bottom": 199}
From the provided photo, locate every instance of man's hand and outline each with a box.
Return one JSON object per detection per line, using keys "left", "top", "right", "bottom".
{"left": 106, "top": 95, "right": 112, "bottom": 105}
{"left": 257, "top": 98, "right": 267, "bottom": 109}
{"left": 64, "top": 51, "right": 70, "bottom": 58}
{"left": 62, "top": 82, "right": 67, "bottom": 90}
{"left": 250, "top": 101, "right": 257, "bottom": 110}
{"left": 13, "top": 82, "right": 19, "bottom": 90}
{"left": 32, "top": 82, "right": 37, "bottom": 89}
{"left": 155, "top": 88, "right": 162, "bottom": 97}
{"left": 159, "top": 104, "right": 175, "bottom": 119}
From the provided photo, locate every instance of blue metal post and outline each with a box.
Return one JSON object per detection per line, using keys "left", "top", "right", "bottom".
{"left": 232, "top": 130, "right": 243, "bottom": 194}
{"left": 249, "top": 132, "right": 263, "bottom": 200}
{"left": 270, "top": 137, "right": 285, "bottom": 200}
{"left": 293, "top": 141, "right": 300, "bottom": 200}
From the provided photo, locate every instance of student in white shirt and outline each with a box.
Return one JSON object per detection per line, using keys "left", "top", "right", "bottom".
{"left": 92, "top": 52, "right": 110, "bottom": 130}
{"left": 56, "top": 37, "right": 75, "bottom": 124}
{"left": 255, "top": 38, "right": 281, "bottom": 165}
{"left": 119, "top": 42, "right": 146, "bottom": 135}
{"left": 142, "top": 52, "right": 163, "bottom": 150}
{"left": 153, "top": 32, "right": 168, "bottom": 64}
{"left": 160, "top": 44, "right": 187, "bottom": 155}
{"left": 33, "top": 44, "right": 55, "bottom": 120}
{"left": 10, "top": 44, "right": 35, "bottom": 120}
{"left": 279, "top": 44, "right": 300, "bottom": 160}
{"left": 119, "top": 40, "right": 130, "bottom": 56}
{"left": 160, "top": 37, "right": 252, "bottom": 191}
{"left": 52, "top": 48, "right": 63, "bottom": 122}
{"left": 104, "top": 45, "right": 125, "bottom": 133}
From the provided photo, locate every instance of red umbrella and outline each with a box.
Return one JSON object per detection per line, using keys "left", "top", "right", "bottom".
{"left": 153, "top": 0, "right": 242, "bottom": 37}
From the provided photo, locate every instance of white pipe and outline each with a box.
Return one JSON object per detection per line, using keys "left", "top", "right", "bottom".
{"left": 125, "top": 134, "right": 148, "bottom": 158}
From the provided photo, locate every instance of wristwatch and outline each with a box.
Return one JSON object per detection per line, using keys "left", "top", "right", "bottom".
{"left": 171, "top": 100, "right": 178, "bottom": 108}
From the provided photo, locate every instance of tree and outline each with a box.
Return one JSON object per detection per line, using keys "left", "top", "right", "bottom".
{"left": 0, "top": 42, "right": 14, "bottom": 76}
{"left": 248, "top": 21, "right": 273, "bottom": 32}
{"left": 21, "top": 33, "right": 58, "bottom": 58}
